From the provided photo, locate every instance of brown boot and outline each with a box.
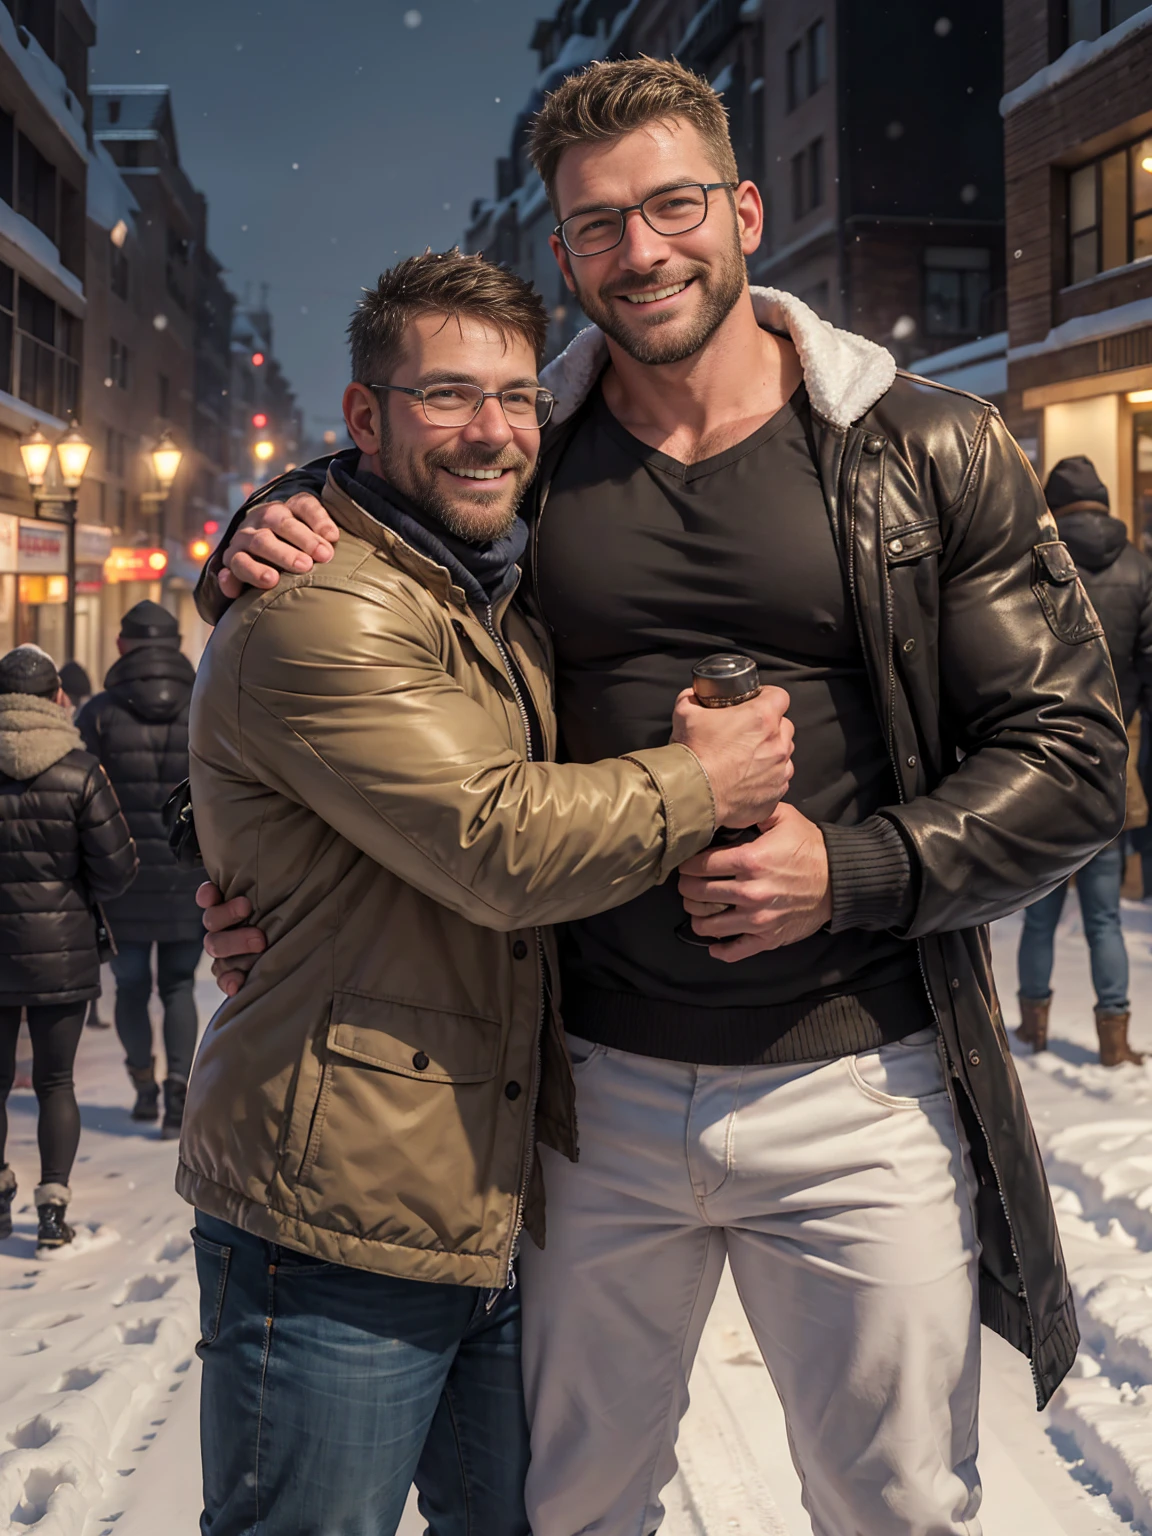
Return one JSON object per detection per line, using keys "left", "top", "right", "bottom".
{"left": 1016, "top": 995, "right": 1051, "bottom": 1052}
{"left": 1096, "top": 1010, "right": 1145, "bottom": 1067}
{"left": 127, "top": 1058, "right": 160, "bottom": 1121}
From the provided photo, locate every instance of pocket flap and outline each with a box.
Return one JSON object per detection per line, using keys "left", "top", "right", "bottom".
{"left": 326, "top": 990, "right": 500, "bottom": 1085}
{"left": 884, "top": 522, "right": 943, "bottom": 566}
{"left": 1034, "top": 540, "right": 1078, "bottom": 584}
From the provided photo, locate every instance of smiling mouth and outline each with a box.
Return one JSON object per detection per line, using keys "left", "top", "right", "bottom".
{"left": 619, "top": 279, "right": 692, "bottom": 305}
{"left": 441, "top": 466, "right": 511, "bottom": 482}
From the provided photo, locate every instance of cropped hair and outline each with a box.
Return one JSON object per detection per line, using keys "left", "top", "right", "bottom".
{"left": 347, "top": 249, "right": 549, "bottom": 382}
{"left": 528, "top": 56, "right": 739, "bottom": 215}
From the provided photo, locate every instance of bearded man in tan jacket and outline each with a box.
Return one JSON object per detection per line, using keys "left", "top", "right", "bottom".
{"left": 183, "top": 250, "right": 792, "bottom": 1536}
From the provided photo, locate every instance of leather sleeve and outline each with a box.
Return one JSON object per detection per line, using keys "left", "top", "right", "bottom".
{"left": 887, "top": 412, "right": 1128, "bottom": 937}
{"left": 193, "top": 464, "right": 330, "bottom": 627}
{"left": 77, "top": 761, "right": 139, "bottom": 901}
{"left": 1136, "top": 555, "right": 1152, "bottom": 722}
{"left": 235, "top": 581, "right": 716, "bottom": 931}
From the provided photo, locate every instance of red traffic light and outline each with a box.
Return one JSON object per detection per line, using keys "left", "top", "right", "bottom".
{"left": 203, "top": 520, "right": 219, "bottom": 535}
{"left": 252, "top": 412, "right": 268, "bottom": 429}
{"left": 252, "top": 352, "right": 265, "bottom": 367}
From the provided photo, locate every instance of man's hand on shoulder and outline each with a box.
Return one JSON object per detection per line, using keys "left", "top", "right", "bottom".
{"left": 218, "top": 493, "right": 340, "bottom": 599}
{"left": 677, "top": 803, "right": 832, "bottom": 962}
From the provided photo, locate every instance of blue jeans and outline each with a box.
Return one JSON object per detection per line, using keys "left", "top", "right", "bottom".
{"left": 193, "top": 1212, "right": 529, "bottom": 1536}
{"left": 1017, "top": 839, "right": 1129, "bottom": 1012}
{"left": 110, "top": 939, "right": 202, "bottom": 1082}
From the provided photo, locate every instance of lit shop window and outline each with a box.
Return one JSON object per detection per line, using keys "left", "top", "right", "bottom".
{"left": 1068, "top": 137, "right": 1152, "bottom": 284}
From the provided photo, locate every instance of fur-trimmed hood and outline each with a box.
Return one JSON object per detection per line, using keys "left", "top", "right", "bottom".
{"left": 540, "top": 285, "right": 897, "bottom": 430}
{"left": 0, "top": 693, "right": 83, "bottom": 781}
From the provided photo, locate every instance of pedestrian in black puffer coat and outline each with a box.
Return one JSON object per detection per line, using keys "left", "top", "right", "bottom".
{"left": 77, "top": 602, "right": 201, "bottom": 1138}
{"left": 1017, "top": 456, "right": 1152, "bottom": 1068}
{"left": 0, "top": 644, "right": 137, "bottom": 1252}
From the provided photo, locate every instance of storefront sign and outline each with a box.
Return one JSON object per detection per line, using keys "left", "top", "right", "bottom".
{"left": 76, "top": 524, "right": 113, "bottom": 565}
{"left": 18, "top": 520, "right": 68, "bottom": 574}
{"left": 105, "top": 547, "right": 169, "bottom": 583}
{"left": 0, "top": 514, "right": 18, "bottom": 574}
{"left": 74, "top": 566, "right": 105, "bottom": 596}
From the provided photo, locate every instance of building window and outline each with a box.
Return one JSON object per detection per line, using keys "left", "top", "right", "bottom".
{"left": 108, "top": 337, "right": 129, "bottom": 390}
{"left": 924, "top": 247, "right": 992, "bottom": 337}
{"left": 16, "top": 131, "right": 56, "bottom": 245}
{"left": 110, "top": 242, "right": 129, "bottom": 300}
{"left": 0, "top": 109, "right": 12, "bottom": 208}
{"left": 105, "top": 426, "right": 125, "bottom": 479}
{"left": 792, "top": 138, "right": 825, "bottom": 220}
{"left": 158, "top": 373, "right": 170, "bottom": 419}
{"left": 0, "top": 261, "right": 12, "bottom": 395}
{"left": 786, "top": 19, "right": 826, "bottom": 112}
{"left": 1067, "top": 0, "right": 1149, "bottom": 45}
{"left": 16, "top": 277, "right": 79, "bottom": 418}
{"left": 1068, "top": 136, "right": 1152, "bottom": 284}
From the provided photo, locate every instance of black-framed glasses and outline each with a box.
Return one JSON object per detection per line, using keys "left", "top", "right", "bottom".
{"left": 369, "top": 381, "right": 555, "bottom": 429}
{"left": 556, "top": 182, "right": 738, "bottom": 257}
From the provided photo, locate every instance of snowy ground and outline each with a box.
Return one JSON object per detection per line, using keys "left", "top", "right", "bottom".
{"left": 7, "top": 915, "right": 1152, "bottom": 1534}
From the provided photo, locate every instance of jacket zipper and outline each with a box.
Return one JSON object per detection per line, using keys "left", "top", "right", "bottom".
{"left": 846, "top": 434, "right": 1041, "bottom": 1403}
{"left": 481, "top": 602, "right": 545, "bottom": 1290}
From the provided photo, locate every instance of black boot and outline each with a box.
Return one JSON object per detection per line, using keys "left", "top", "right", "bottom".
{"left": 128, "top": 1059, "right": 160, "bottom": 1123}
{"left": 35, "top": 1184, "right": 74, "bottom": 1250}
{"left": 0, "top": 1166, "right": 15, "bottom": 1241}
{"left": 161, "top": 1077, "right": 187, "bottom": 1141}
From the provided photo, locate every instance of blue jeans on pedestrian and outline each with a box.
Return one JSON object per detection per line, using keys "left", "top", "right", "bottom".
{"left": 110, "top": 939, "right": 202, "bottom": 1082}
{"left": 1017, "top": 839, "right": 1129, "bottom": 1012}
{"left": 193, "top": 1211, "right": 529, "bottom": 1536}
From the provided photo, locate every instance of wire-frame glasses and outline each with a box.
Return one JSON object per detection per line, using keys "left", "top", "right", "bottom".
{"left": 370, "top": 382, "right": 556, "bottom": 429}
{"left": 556, "top": 182, "right": 738, "bottom": 257}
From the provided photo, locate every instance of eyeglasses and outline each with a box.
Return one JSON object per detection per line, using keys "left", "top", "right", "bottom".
{"left": 556, "top": 182, "right": 739, "bottom": 257}
{"left": 370, "top": 382, "right": 555, "bottom": 429}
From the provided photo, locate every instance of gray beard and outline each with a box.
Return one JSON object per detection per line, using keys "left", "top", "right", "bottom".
{"left": 574, "top": 242, "right": 748, "bottom": 366}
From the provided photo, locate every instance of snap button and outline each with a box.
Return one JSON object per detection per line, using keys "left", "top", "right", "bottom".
{"left": 505, "top": 1081, "right": 522, "bottom": 1101}
{"left": 512, "top": 939, "right": 528, "bottom": 960}
{"left": 902, "top": 638, "right": 915, "bottom": 653}
{"left": 863, "top": 435, "right": 885, "bottom": 454}
{"left": 968, "top": 1049, "right": 981, "bottom": 1067}
{"left": 888, "top": 538, "right": 904, "bottom": 554}
{"left": 951, "top": 978, "right": 960, "bottom": 990}
{"left": 413, "top": 1051, "right": 430, "bottom": 1071}
{"left": 906, "top": 755, "right": 917, "bottom": 768}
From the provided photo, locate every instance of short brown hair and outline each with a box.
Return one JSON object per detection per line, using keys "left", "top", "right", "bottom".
{"left": 347, "top": 249, "right": 548, "bottom": 382}
{"left": 528, "top": 56, "right": 739, "bottom": 216}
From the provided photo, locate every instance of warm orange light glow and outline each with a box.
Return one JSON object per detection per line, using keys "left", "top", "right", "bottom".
{"left": 189, "top": 538, "right": 212, "bottom": 561}
{"left": 105, "top": 548, "right": 169, "bottom": 583}
{"left": 148, "top": 551, "right": 168, "bottom": 572}
{"left": 253, "top": 439, "right": 275, "bottom": 462}
{"left": 1128, "top": 390, "right": 1152, "bottom": 404}
{"left": 19, "top": 429, "right": 53, "bottom": 488}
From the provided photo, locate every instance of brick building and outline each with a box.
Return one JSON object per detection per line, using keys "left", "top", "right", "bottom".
{"left": 465, "top": 0, "right": 1005, "bottom": 368}
{"left": 1002, "top": 2, "right": 1152, "bottom": 538}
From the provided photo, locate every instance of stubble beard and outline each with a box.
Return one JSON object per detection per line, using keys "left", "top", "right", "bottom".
{"left": 572, "top": 236, "right": 748, "bottom": 366}
{"left": 379, "top": 434, "right": 531, "bottom": 544}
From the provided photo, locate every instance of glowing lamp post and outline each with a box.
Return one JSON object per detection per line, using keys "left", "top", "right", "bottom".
{"left": 20, "top": 420, "right": 92, "bottom": 658}
{"left": 150, "top": 430, "right": 183, "bottom": 496}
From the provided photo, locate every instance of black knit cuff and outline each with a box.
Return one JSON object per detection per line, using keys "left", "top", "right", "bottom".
{"left": 822, "top": 814, "right": 915, "bottom": 933}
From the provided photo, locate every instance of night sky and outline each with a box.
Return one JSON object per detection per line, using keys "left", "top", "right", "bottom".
{"left": 90, "top": 0, "right": 550, "bottom": 436}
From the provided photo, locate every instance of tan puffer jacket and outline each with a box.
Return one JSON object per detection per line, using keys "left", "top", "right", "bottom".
{"left": 179, "top": 471, "right": 715, "bottom": 1287}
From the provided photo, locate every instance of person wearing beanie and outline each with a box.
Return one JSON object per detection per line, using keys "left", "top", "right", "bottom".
{"left": 77, "top": 603, "right": 201, "bottom": 1137}
{"left": 0, "top": 645, "right": 137, "bottom": 1251}
{"left": 1017, "top": 456, "right": 1152, "bottom": 1065}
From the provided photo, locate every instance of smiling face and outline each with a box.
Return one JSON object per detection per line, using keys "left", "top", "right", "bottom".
{"left": 343, "top": 310, "right": 541, "bottom": 543}
{"left": 550, "top": 118, "right": 762, "bottom": 366}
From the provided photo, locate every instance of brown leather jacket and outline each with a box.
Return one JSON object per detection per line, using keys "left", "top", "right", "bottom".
{"left": 179, "top": 471, "right": 715, "bottom": 1286}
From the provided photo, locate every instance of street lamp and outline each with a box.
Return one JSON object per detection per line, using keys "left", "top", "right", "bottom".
{"left": 150, "top": 429, "right": 183, "bottom": 494}
{"left": 19, "top": 420, "right": 92, "bottom": 659}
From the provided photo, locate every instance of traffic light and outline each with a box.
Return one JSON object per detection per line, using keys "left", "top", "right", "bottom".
{"left": 252, "top": 352, "right": 265, "bottom": 367}
{"left": 252, "top": 412, "right": 268, "bottom": 429}
{"left": 203, "top": 520, "right": 219, "bottom": 536}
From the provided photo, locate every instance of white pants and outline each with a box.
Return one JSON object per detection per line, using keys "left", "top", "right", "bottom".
{"left": 519, "top": 1028, "right": 982, "bottom": 1536}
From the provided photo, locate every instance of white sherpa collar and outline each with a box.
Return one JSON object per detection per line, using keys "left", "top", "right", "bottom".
{"left": 540, "top": 285, "right": 897, "bottom": 431}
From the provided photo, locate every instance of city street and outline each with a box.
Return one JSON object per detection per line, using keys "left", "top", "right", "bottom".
{"left": 5, "top": 914, "right": 1152, "bottom": 1534}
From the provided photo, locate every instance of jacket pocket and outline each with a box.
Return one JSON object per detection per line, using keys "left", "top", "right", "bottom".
{"left": 326, "top": 990, "right": 501, "bottom": 1085}
{"left": 1032, "top": 541, "right": 1104, "bottom": 644}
